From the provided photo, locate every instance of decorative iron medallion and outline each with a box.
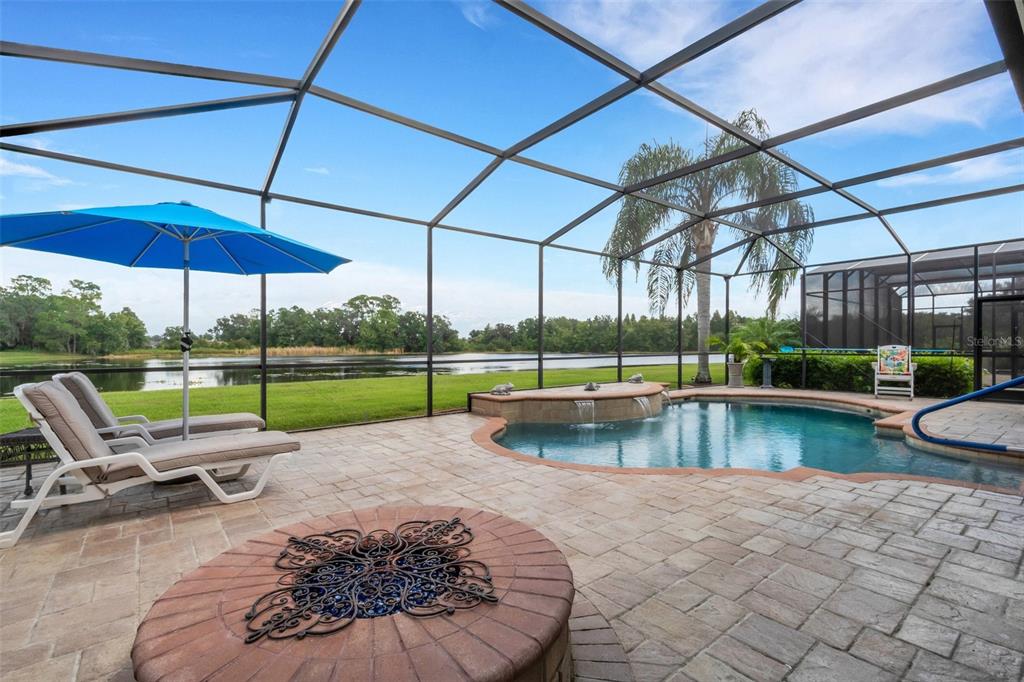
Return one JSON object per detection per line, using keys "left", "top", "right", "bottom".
{"left": 244, "top": 517, "right": 497, "bottom": 643}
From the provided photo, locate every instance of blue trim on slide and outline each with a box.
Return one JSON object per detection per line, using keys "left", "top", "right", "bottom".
{"left": 911, "top": 376, "right": 1024, "bottom": 453}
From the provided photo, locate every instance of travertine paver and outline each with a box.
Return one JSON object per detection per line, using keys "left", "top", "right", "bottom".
{"left": 919, "top": 399, "right": 1024, "bottom": 451}
{"left": 895, "top": 614, "right": 960, "bottom": 656}
{"left": 1, "top": 412, "right": 1023, "bottom": 681}
{"left": 953, "top": 635, "right": 1024, "bottom": 680}
{"left": 789, "top": 643, "right": 895, "bottom": 682}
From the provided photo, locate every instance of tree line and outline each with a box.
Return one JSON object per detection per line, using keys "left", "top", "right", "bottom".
{"left": 0, "top": 276, "right": 148, "bottom": 355}
{"left": 1, "top": 276, "right": 745, "bottom": 356}
{"left": 185, "top": 294, "right": 744, "bottom": 353}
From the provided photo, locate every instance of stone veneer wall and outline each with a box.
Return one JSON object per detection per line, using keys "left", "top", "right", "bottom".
{"left": 472, "top": 395, "right": 664, "bottom": 424}
{"left": 471, "top": 384, "right": 668, "bottom": 424}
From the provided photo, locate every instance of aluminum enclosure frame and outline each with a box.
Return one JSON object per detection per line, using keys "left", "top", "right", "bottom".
{"left": 1, "top": 0, "right": 1022, "bottom": 422}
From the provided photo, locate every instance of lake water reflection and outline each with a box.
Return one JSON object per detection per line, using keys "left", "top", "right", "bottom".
{"left": 0, "top": 353, "right": 724, "bottom": 395}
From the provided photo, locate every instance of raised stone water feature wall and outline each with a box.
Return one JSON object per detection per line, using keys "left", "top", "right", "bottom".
{"left": 469, "top": 381, "right": 669, "bottom": 424}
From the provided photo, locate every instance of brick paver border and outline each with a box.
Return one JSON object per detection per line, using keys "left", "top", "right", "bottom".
{"left": 131, "top": 505, "right": 575, "bottom": 681}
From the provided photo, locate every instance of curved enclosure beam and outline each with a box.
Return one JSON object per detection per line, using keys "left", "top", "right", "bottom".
{"left": 0, "top": 91, "right": 297, "bottom": 138}
{"left": 0, "top": 0, "right": 1014, "bottom": 279}
{"left": 432, "top": 0, "right": 801, "bottom": 238}
{"left": 497, "top": 1, "right": 1007, "bottom": 258}
{"left": 0, "top": 40, "right": 300, "bottom": 89}
{"left": 261, "top": 0, "right": 362, "bottom": 198}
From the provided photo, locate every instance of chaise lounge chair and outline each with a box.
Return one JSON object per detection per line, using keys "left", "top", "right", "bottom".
{"left": 0, "top": 381, "right": 299, "bottom": 548}
{"left": 872, "top": 344, "right": 917, "bottom": 400}
{"left": 54, "top": 371, "right": 264, "bottom": 440}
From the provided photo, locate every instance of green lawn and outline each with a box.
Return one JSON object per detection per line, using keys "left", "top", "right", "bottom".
{"left": 0, "top": 350, "right": 87, "bottom": 366}
{"left": 0, "top": 363, "right": 723, "bottom": 433}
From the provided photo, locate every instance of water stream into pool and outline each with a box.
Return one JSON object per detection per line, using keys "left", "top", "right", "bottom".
{"left": 633, "top": 396, "right": 653, "bottom": 419}
{"left": 574, "top": 400, "right": 595, "bottom": 425}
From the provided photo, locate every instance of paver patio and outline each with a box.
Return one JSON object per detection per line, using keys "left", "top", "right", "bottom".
{"left": 1, "top": 411, "right": 1023, "bottom": 681}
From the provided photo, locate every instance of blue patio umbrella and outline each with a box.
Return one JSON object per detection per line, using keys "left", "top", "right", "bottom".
{"left": 0, "top": 201, "right": 350, "bottom": 438}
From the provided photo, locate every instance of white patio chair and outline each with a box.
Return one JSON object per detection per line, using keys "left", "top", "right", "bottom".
{"left": 871, "top": 345, "right": 917, "bottom": 399}
{"left": 54, "top": 371, "right": 263, "bottom": 440}
{"left": 0, "top": 381, "right": 299, "bottom": 548}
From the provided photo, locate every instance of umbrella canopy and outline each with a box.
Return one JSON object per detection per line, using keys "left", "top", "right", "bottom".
{"left": 0, "top": 201, "right": 348, "bottom": 274}
{"left": 1, "top": 201, "right": 349, "bottom": 439}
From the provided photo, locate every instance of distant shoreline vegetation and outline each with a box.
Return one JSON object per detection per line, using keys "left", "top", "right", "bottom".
{"left": 1, "top": 275, "right": 744, "bottom": 358}
{"left": 0, "top": 347, "right": 407, "bottom": 366}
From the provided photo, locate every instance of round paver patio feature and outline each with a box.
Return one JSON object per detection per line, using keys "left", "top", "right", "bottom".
{"left": 131, "top": 506, "right": 575, "bottom": 682}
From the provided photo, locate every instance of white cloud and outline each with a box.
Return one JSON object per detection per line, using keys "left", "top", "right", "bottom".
{"left": 0, "top": 156, "right": 73, "bottom": 186}
{"left": 457, "top": 0, "right": 496, "bottom": 30}
{"left": 303, "top": 166, "right": 330, "bottom": 175}
{"left": 16, "top": 137, "right": 55, "bottom": 151}
{"left": 877, "top": 152, "right": 1024, "bottom": 187}
{"left": 545, "top": 0, "right": 722, "bottom": 70}
{"left": 546, "top": 0, "right": 1011, "bottom": 136}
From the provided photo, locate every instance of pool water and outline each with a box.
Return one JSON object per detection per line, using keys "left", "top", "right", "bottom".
{"left": 497, "top": 401, "right": 1024, "bottom": 490}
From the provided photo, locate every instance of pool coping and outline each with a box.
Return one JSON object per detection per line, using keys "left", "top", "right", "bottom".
{"left": 470, "top": 389, "right": 1024, "bottom": 495}
{"left": 469, "top": 381, "right": 667, "bottom": 403}
{"left": 468, "top": 381, "right": 670, "bottom": 425}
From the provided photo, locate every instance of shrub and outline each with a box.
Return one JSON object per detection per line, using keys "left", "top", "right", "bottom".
{"left": 744, "top": 354, "right": 972, "bottom": 398}
{"left": 913, "top": 357, "right": 974, "bottom": 398}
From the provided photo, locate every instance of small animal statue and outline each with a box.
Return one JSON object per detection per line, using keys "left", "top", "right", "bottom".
{"left": 627, "top": 373, "right": 644, "bottom": 384}
{"left": 490, "top": 383, "right": 514, "bottom": 396}
{"left": 584, "top": 381, "right": 601, "bottom": 391}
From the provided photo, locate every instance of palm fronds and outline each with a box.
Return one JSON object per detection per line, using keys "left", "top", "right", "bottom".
{"left": 605, "top": 110, "right": 815, "bottom": 318}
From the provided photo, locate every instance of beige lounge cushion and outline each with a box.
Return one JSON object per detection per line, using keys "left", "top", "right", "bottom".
{"left": 102, "top": 430, "right": 299, "bottom": 483}
{"left": 53, "top": 372, "right": 119, "bottom": 429}
{"left": 21, "top": 382, "right": 114, "bottom": 483}
{"left": 54, "top": 372, "right": 265, "bottom": 440}
{"left": 143, "top": 413, "right": 266, "bottom": 440}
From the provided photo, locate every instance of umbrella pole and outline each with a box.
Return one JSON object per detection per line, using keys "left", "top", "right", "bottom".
{"left": 182, "top": 240, "right": 190, "bottom": 441}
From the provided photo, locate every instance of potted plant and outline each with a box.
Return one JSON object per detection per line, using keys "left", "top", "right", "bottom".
{"left": 716, "top": 338, "right": 770, "bottom": 388}
{"left": 725, "top": 339, "right": 753, "bottom": 387}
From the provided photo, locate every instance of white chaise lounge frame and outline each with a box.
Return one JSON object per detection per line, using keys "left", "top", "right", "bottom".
{"left": 0, "top": 384, "right": 292, "bottom": 548}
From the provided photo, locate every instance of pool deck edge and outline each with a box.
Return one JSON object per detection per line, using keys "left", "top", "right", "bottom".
{"left": 470, "top": 389, "right": 1024, "bottom": 495}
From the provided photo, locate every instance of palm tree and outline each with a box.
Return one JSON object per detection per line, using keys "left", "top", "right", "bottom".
{"left": 603, "top": 110, "right": 814, "bottom": 383}
{"left": 732, "top": 316, "right": 801, "bottom": 351}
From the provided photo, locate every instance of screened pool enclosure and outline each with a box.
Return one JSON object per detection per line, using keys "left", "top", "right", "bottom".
{"left": 804, "top": 239, "right": 1024, "bottom": 388}
{"left": 1, "top": 0, "right": 1022, "bottom": 427}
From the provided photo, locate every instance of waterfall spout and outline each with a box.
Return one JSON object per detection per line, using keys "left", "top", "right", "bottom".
{"left": 574, "top": 400, "right": 595, "bottom": 425}
{"left": 633, "top": 396, "right": 653, "bottom": 419}
{"left": 661, "top": 390, "right": 673, "bottom": 407}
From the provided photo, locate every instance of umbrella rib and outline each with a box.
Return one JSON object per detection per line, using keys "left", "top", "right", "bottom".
{"left": 212, "top": 237, "right": 247, "bottom": 274}
{"left": 243, "top": 233, "right": 329, "bottom": 273}
{"left": 167, "top": 223, "right": 188, "bottom": 240}
{"left": 144, "top": 222, "right": 183, "bottom": 240}
{"left": 1, "top": 217, "right": 121, "bottom": 246}
{"left": 190, "top": 230, "right": 227, "bottom": 242}
{"left": 129, "top": 232, "right": 161, "bottom": 266}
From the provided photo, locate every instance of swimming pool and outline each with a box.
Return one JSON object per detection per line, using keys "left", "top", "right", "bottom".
{"left": 496, "top": 401, "right": 1024, "bottom": 490}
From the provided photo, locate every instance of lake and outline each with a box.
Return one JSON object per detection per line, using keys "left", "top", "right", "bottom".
{"left": 0, "top": 352, "right": 726, "bottom": 395}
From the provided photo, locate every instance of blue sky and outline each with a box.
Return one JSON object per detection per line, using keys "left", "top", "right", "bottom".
{"left": 1, "top": 0, "right": 1021, "bottom": 336}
